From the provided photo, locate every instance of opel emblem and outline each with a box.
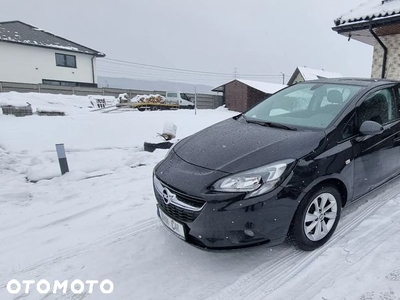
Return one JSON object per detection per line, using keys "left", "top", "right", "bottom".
{"left": 162, "top": 188, "right": 176, "bottom": 205}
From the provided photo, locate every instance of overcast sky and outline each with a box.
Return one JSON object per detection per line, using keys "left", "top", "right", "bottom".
{"left": 2, "top": 0, "right": 373, "bottom": 86}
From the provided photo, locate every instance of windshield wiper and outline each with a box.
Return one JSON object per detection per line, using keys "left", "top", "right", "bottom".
{"left": 240, "top": 114, "right": 248, "bottom": 122}
{"left": 246, "top": 119, "right": 297, "bottom": 131}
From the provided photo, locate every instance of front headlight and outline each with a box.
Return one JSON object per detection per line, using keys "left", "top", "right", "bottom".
{"left": 211, "top": 159, "right": 294, "bottom": 198}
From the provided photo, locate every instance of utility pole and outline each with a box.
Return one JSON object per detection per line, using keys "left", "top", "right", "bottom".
{"left": 281, "top": 72, "right": 285, "bottom": 85}
{"left": 194, "top": 86, "right": 197, "bottom": 115}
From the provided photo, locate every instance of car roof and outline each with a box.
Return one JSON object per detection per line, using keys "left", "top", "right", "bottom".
{"left": 297, "top": 77, "right": 399, "bottom": 88}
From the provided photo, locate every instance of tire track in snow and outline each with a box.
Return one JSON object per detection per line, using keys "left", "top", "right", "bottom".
{"left": 265, "top": 198, "right": 400, "bottom": 300}
{"left": 343, "top": 214, "right": 400, "bottom": 265}
{"left": 207, "top": 182, "right": 400, "bottom": 300}
{"left": 1, "top": 218, "right": 160, "bottom": 281}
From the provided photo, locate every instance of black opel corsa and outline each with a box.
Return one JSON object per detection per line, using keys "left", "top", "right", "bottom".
{"left": 153, "top": 78, "right": 400, "bottom": 251}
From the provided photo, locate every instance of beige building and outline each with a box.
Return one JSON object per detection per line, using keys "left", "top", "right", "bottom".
{"left": 332, "top": 0, "right": 400, "bottom": 79}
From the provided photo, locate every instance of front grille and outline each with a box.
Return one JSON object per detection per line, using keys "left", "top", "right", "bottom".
{"left": 154, "top": 176, "right": 206, "bottom": 223}
{"left": 156, "top": 194, "right": 200, "bottom": 223}
{"left": 169, "top": 189, "right": 205, "bottom": 209}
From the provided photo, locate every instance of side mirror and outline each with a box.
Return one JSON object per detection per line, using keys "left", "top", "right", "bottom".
{"left": 359, "top": 120, "right": 384, "bottom": 136}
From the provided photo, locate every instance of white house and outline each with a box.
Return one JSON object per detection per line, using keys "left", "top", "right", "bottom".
{"left": 0, "top": 21, "right": 105, "bottom": 87}
{"left": 287, "top": 66, "right": 342, "bottom": 85}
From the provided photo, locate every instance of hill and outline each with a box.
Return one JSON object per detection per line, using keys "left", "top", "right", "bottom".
{"left": 97, "top": 76, "right": 216, "bottom": 94}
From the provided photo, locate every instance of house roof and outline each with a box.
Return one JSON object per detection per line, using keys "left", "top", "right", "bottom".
{"left": 287, "top": 67, "right": 342, "bottom": 85}
{"left": 332, "top": 0, "right": 400, "bottom": 45}
{"left": 0, "top": 21, "right": 105, "bottom": 57}
{"left": 212, "top": 79, "right": 286, "bottom": 94}
{"left": 335, "top": 0, "right": 400, "bottom": 26}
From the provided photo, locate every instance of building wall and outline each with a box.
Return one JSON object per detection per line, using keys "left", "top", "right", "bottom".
{"left": 0, "top": 42, "right": 96, "bottom": 85}
{"left": 371, "top": 33, "right": 400, "bottom": 79}
{"left": 225, "top": 80, "right": 248, "bottom": 112}
{"left": 247, "top": 87, "right": 268, "bottom": 109}
{"left": 291, "top": 72, "right": 305, "bottom": 85}
{"left": 224, "top": 80, "right": 271, "bottom": 112}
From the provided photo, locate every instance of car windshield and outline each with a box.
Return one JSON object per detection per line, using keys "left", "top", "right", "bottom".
{"left": 244, "top": 82, "right": 362, "bottom": 129}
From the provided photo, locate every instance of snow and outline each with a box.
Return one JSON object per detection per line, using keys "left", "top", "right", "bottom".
{"left": 236, "top": 79, "right": 286, "bottom": 94}
{"left": 336, "top": 0, "right": 400, "bottom": 25}
{"left": 298, "top": 66, "right": 342, "bottom": 81}
{"left": 0, "top": 22, "right": 101, "bottom": 56}
{"left": 46, "top": 44, "right": 79, "bottom": 51}
{"left": 0, "top": 92, "right": 94, "bottom": 115}
{"left": 213, "top": 79, "right": 286, "bottom": 94}
{"left": 1, "top": 92, "right": 400, "bottom": 299}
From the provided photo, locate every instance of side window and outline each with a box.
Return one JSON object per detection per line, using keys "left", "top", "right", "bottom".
{"left": 181, "top": 93, "right": 190, "bottom": 101}
{"left": 342, "top": 113, "right": 356, "bottom": 140}
{"left": 358, "top": 88, "right": 397, "bottom": 126}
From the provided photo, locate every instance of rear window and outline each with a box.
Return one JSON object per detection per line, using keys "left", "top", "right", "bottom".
{"left": 167, "top": 93, "right": 177, "bottom": 97}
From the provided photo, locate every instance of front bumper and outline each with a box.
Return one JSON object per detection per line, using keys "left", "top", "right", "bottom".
{"left": 153, "top": 174, "right": 299, "bottom": 249}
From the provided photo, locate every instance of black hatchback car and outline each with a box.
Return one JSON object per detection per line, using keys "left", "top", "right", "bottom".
{"left": 153, "top": 78, "right": 400, "bottom": 251}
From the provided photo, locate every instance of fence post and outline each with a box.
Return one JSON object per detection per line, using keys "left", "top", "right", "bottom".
{"left": 55, "top": 144, "right": 69, "bottom": 175}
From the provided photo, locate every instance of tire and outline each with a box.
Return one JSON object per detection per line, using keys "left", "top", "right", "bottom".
{"left": 287, "top": 185, "right": 342, "bottom": 251}
{"left": 138, "top": 107, "right": 145, "bottom": 112}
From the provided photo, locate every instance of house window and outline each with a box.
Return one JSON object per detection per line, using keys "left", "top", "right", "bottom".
{"left": 55, "top": 53, "right": 76, "bottom": 68}
{"left": 43, "top": 79, "right": 76, "bottom": 86}
{"left": 42, "top": 79, "right": 97, "bottom": 87}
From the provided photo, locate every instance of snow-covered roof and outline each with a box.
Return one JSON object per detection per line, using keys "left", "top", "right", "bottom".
{"left": 287, "top": 67, "right": 342, "bottom": 85}
{"left": 0, "top": 21, "right": 105, "bottom": 57}
{"left": 335, "top": 0, "right": 400, "bottom": 26}
{"left": 212, "top": 79, "right": 286, "bottom": 94}
{"left": 298, "top": 67, "right": 342, "bottom": 81}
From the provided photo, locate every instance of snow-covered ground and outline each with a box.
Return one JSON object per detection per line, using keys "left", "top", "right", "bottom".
{"left": 1, "top": 92, "right": 400, "bottom": 300}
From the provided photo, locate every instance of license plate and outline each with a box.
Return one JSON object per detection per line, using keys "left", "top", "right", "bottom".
{"left": 157, "top": 206, "right": 185, "bottom": 239}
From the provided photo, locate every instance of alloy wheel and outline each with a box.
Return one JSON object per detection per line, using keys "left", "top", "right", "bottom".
{"left": 303, "top": 192, "right": 338, "bottom": 241}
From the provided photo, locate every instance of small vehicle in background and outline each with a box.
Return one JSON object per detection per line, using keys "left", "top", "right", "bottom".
{"left": 165, "top": 92, "right": 195, "bottom": 109}
{"left": 116, "top": 92, "right": 195, "bottom": 111}
{"left": 116, "top": 94, "right": 179, "bottom": 111}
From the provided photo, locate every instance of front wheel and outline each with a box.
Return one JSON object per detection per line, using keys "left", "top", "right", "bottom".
{"left": 287, "top": 185, "right": 342, "bottom": 251}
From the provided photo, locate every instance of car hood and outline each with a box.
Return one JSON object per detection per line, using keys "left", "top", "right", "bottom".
{"left": 173, "top": 117, "right": 326, "bottom": 173}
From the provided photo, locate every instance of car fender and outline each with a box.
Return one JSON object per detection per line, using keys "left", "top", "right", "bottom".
{"left": 297, "top": 172, "right": 352, "bottom": 206}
